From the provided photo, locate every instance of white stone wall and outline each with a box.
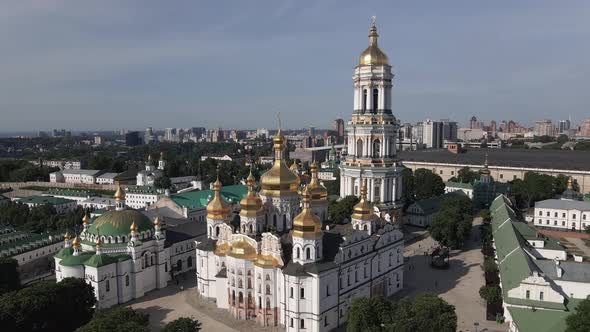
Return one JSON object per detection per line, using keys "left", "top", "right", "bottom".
{"left": 533, "top": 206, "right": 590, "bottom": 231}
{"left": 12, "top": 241, "right": 64, "bottom": 265}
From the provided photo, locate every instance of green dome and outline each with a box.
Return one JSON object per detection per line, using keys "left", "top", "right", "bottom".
{"left": 87, "top": 209, "right": 153, "bottom": 237}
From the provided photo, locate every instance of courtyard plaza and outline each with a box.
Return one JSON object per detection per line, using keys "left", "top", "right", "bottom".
{"left": 400, "top": 218, "right": 506, "bottom": 332}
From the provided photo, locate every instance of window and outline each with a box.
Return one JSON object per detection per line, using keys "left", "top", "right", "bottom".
{"left": 451, "top": 171, "right": 455, "bottom": 175}
{"left": 539, "top": 211, "right": 543, "bottom": 216}
{"left": 259, "top": 296, "right": 262, "bottom": 309}
{"left": 290, "top": 318, "right": 294, "bottom": 327}
{"left": 554, "top": 212, "right": 558, "bottom": 217}
{"left": 165, "top": 262, "right": 168, "bottom": 272}
{"left": 362, "top": 89, "right": 367, "bottom": 111}
{"left": 546, "top": 211, "right": 550, "bottom": 217}
{"left": 373, "top": 139, "right": 381, "bottom": 158}
{"left": 187, "top": 257, "right": 192, "bottom": 268}
{"left": 296, "top": 247, "right": 300, "bottom": 259}
{"left": 540, "top": 292, "right": 544, "bottom": 300}
{"left": 266, "top": 285, "right": 271, "bottom": 295}
{"left": 306, "top": 247, "right": 311, "bottom": 260}
{"left": 526, "top": 290, "right": 530, "bottom": 299}
{"left": 125, "top": 275, "right": 129, "bottom": 286}
{"left": 300, "top": 288, "right": 305, "bottom": 299}
{"left": 266, "top": 298, "right": 271, "bottom": 308}
{"left": 324, "top": 316, "right": 328, "bottom": 327}
{"left": 573, "top": 214, "right": 577, "bottom": 219}
{"left": 326, "top": 284, "right": 330, "bottom": 296}
{"left": 439, "top": 170, "right": 443, "bottom": 175}
{"left": 290, "top": 287, "right": 294, "bottom": 298}
{"left": 584, "top": 215, "right": 587, "bottom": 220}
{"left": 300, "top": 319, "right": 305, "bottom": 329}
{"left": 356, "top": 139, "right": 363, "bottom": 157}
{"left": 106, "top": 280, "right": 110, "bottom": 292}
{"left": 500, "top": 174, "right": 504, "bottom": 179}
{"left": 372, "top": 89, "right": 378, "bottom": 111}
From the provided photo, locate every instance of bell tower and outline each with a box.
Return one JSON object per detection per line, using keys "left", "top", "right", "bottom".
{"left": 340, "top": 19, "right": 404, "bottom": 220}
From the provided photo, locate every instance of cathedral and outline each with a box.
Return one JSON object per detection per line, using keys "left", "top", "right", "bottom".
{"left": 136, "top": 152, "right": 166, "bottom": 186}
{"left": 339, "top": 20, "right": 404, "bottom": 222}
{"left": 195, "top": 22, "right": 404, "bottom": 332}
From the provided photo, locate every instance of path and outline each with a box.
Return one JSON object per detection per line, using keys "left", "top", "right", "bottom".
{"left": 567, "top": 237, "right": 590, "bottom": 257}
{"left": 400, "top": 218, "right": 505, "bottom": 332}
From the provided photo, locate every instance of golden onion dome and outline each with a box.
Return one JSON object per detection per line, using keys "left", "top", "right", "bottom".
{"left": 207, "top": 176, "right": 230, "bottom": 220}
{"left": 214, "top": 242, "right": 232, "bottom": 256}
{"left": 82, "top": 211, "right": 90, "bottom": 225}
{"left": 254, "top": 253, "right": 280, "bottom": 268}
{"left": 72, "top": 235, "right": 81, "bottom": 248}
{"left": 96, "top": 236, "right": 103, "bottom": 248}
{"left": 567, "top": 177, "right": 574, "bottom": 189}
{"left": 308, "top": 162, "right": 328, "bottom": 201}
{"left": 260, "top": 129, "right": 300, "bottom": 197}
{"left": 64, "top": 231, "right": 71, "bottom": 241}
{"left": 359, "top": 24, "right": 389, "bottom": 66}
{"left": 352, "top": 179, "right": 374, "bottom": 221}
{"left": 153, "top": 216, "right": 162, "bottom": 227}
{"left": 114, "top": 185, "right": 125, "bottom": 201}
{"left": 240, "top": 170, "right": 263, "bottom": 218}
{"left": 130, "top": 220, "right": 138, "bottom": 233}
{"left": 292, "top": 186, "right": 323, "bottom": 238}
{"left": 228, "top": 238, "right": 257, "bottom": 260}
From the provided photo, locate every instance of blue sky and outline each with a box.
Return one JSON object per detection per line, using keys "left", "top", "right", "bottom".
{"left": 0, "top": 0, "right": 589, "bottom": 131}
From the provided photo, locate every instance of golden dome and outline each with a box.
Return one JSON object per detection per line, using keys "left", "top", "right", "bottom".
{"left": 260, "top": 129, "right": 300, "bottom": 197}
{"left": 72, "top": 235, "right": 81, "bottom": 248}
{"left": 359, "top": 24, "right": 389, "bottom": 66}
{"left": 292, "top": 186, "right": 323, "bottom": 238}
{"left": 240, "top": 169, "right": 263, "bottom": 218}
{"left": 207, "top": 176, "right": 230, "bottom": 220}
{"left": 308, "top": 162, "right": 328, "bottom": 201}
{"left": 228, "top": 238, "right": 257, "bottom": 260}
{"left": 64, "top": 231, "right": 71, "bottom": 241}
{"left": 114, "top": 185, "right": 125, "bottom": 201}
{"left": 96, "top": 236, "right": 103, "bottom": 248}
{"left": 130, "top": 220, "right": 138, "bottom": 232}
{"left": 153, "top": 216, "right": 162, "bottom": 227}
{"left": 82, "top": 211, "right": 90, "bottom": 225}
{"left": 214, "top": 242, "right": 231, "bottom": 256}
{"left": 567, "top": 177, "right": 574, "bottom": 189}
{"left": 351, "top": 179, "right": 374, "bottom": 221}
{"left": 254, "top": 254, "right": 280, "bottom": 268}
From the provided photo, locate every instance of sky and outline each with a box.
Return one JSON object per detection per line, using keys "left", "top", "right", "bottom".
{"left": 0, "top": 0, "right": 589, "bottom": 132}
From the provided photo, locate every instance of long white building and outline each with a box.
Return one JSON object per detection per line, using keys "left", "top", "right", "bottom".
{"left": 533, "top": 178, "right": 589, "bottom": 232}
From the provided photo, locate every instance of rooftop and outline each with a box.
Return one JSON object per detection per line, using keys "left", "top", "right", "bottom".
{"left": 535, "top": 199, "right": 590, "bottom": 211}
{"left": 60, "top": 169, "right": 103, "bottom": 175}
{"left": 170, "top": 185, "right": 247, "bottom": 209}
{"left": 18, "top": 196, "right": 76, "bottom": 205}
{"left": 399, "top": 149, "right": 590, "bottom": 171}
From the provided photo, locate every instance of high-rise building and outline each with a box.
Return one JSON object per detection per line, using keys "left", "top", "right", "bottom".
{"left": 534, "top": 120, "right": 555, "bottom": 137}
{"left": 144, "top": 127, "right": 154, "bottom": 144}
{"left": 558, "top": 119, "right": 571, "bottom": 133}
{"left": 333, "top": 118, "right": 345, "bottom": 143}
{"left": 164, "top": 128, "right": 176, "bottom": 142}
{"left": 125, "top": 131, "right": 141, "bottom": 146}
{"left": 490, "top": 120, "right": 497, "bottom": 132}
{"left": 422, "top": 119, "right": 443, "bottom": 148}
{"left": 580, "top": 119, "right": 590, "bottom": 137}
{"left": 340, "top": 22, "right": 403, "bottom": 220}
{"left": 470, "top": 116, "right": 478, "bottom": 129}
{"left": 441, "top": 119, "right": 458, "bottom": 142}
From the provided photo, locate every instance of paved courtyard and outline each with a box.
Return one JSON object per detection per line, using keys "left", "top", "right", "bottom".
{"left": 400, "top": 218, "right": 506, "bottom": 332}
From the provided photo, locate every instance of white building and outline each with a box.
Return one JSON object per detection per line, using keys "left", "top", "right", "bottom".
{"left": 125, "top": 186, "right": 161, "bottom": 209}
{"left": 50, "top": 169, "right": 104, "bottom": 184}
{"left": 43, "top": 188, "right": 96, "bottom": 204}
{"left": 196, "top": 134, "right": 404, "bottom": 331}
{"left": 422, "top": 119, "right": 443, "bottom": 149}
{"left": 339, "top": 23, "right": 404, "bottom": 222}
{"left": 80, "top": 197, "right": 117, "bottom": 210}
{"left": 136, "top": 153, "right": 166, "bottom": 186}
{"left": 444, "top": 181, "right": 474, "bottom": 199}
{"left": 96, "top": 173, "right": 120, "bottom": 185}
{"left": 533, "top": 178, "right": 589, "bottom": 232}
{"left": 54, "top": 187, "right": 206, "bottom": 308}
{"left": 17, "top": 196, "right": 77, "bottom": 214}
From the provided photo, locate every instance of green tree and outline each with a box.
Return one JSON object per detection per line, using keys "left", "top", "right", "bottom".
{"left": 161, "top": 317, "right": 202, "bottom": 332}
{"left": 566, "top": 298, "right": 590, "bottom": 332}
{"left": 154, "top": 176, "right": 172, "bottom": 189}
{"left": 414, "top": 169, "right": 445, "bottom": 200}
{"left": 401, "top": 168, "right": 415, "bottom": 205}
{"left": 479, "top": 286, "right": 502, "bottom": 303}
{"left": 0, "top": 257, "right": 20, "bottom": 295}
{"left": 483, "top": 257, "right": 498, "bottom": 273}
{"left": 455, "top": 167, "right": 479, "bottom": 183}
{"left": 323, "top": 169, "right": 340, "bottom": 196}
{"left": 76, "top": 307, "right": 149, "bottom": 332}
{"left": 429, "top": 195, "right": 473, "bottom": 249}
{"left": 346, "top": 296, "right": 394, "bottom": 332}
{"left": 510, "top": 172, "right": 565, "bottom": 209}
{"left": 479, "top": 208, "right": 491, "bottom": 222}
{"left": 329, "top": 196, "right": 359, "bottom": 224}
{"left": 392, "top": 294, "right": 457, "bottom": 332}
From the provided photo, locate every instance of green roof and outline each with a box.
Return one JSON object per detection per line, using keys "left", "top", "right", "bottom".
{"left": 445, "top": 181, "right": 473, "bottom": 189}
{"left": 85, "top": 253, "right": 131, "bottom": 267}
{"left": 170, "top": 185, "right": 247, "bottom": 209}
{"left": 86, "top": 209, "right": 153, "bottom": 237}
{"left": 18, "top": 196, "right": 76, "bottom": 205}
{"left": 512, "top": 222, "right": 565, "bottom": 251}
{"left": 508, "top": 307, "right": 569, "bottom": 332}
{"left": 59, "top": 251, "right": 95, "bottom": 266}
{"left": 57, "top": 248, "right": 131, "bottom": 267}
{"left": 0, "top": 230, "right": 65, "bottom": 257}
{"left": 46, "top": 188, "right": 94, "bottom": 197}
{"left": 55, "top": 247, "right": 73, "bottom": 259}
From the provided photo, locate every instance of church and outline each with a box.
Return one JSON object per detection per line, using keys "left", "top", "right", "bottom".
{"left": 195, "top": 22, "right": 404, "bottom": 332}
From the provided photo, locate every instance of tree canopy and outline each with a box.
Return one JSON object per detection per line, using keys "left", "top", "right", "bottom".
{"left": 0, "top": 277, "right": 96, "bottom": 332}
{"left": 401, "top": 168, "right": 415, "bottom": 206}
{"left": 329, "top": 195, "right": 359, "bottom": 224}
{"left": 0, "top": 201, "right": 84, "bottom": 233}
{"left": 414, "top": 169, "right": 445, "bottom": 200}
{"left": 449, "top": 167, "right": 479, "bottom": 184}
{"left": 566, "top": 298, "right": 590, "bottom": 332}
{"left": 161, "top": 317, "right": 202, "bottom": 332}
{"left": 76, "top": 307, "right": 149, "bottom": 332}
{"left": 0, "top": 257, "right": 20, "bottom": 296}
{"left": 429, "top": 194, "right": 474, "bottom": 249}
{"left": 346, "top": 293, "right": 457, "bottom": 332}
{"left": 510, "top": 172, "right": 569, "bottom": 209}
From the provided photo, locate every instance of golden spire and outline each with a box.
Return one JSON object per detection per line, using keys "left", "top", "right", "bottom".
{"left": 260, "top": 118, "right": 299, "bottom": 197}
{"left": 308, "top": 161, "right": 327, "bottom": 201}
{"left": 64, "top": 231, "right": 71, "bottom": 241}
{"left": 95, "top": 227, "right": 103, "bottom": 248}
{"left": 207, "top": 170, "right": 230, "bottom": 220}
{"left": 154, "top": 207, "right": 162, "bottom": 227}
{"left": 72, "top": 235, "right": 81, "bottom": 248}
{"left": 359, "top": 17, "right": 389, "bottom": 66}
{"left": 82, "top": 210, "right": 90, "bottom": 225}
{"left": 114, "top": 185, "right": 125, "bottom": 201}
{"left": 292, "top": 185, "right": 323, "bottom": 238}
{"left": 352, "top": 178, "right": 374, "bottom": 221}
{"left": 240, "top": 167, "right": 263, "bottom": 218}
{"left": 130, "top": 221, "right": 138, "bottom": 233}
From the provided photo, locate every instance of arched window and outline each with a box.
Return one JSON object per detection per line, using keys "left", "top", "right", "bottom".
{"left": 273, "top": 215, "right": 277, "bottom": 228}
{"left": 232, "top": 290, "right": 236, "bottom": 305}
{"left": 144, "top": 255, "right": 149, "bottom": 267}
{"left": 125, "top": 275, "right": 129, "bottom": 286}
{"left": 238, "top": 279, "right": 243, "bottom": 288}
{"left": 296, "top": 247, "right": 300, "bottom": 259}
{"left": 215, "top": 226, "right": 220, "bottom": 237}
{"left": 266, "top": 298, "right": 271, "bottom": 308}
{"left": 363, "top": 224, "right": 368, "bottom": 231}
{"left": 177, "top": 259, "right": 182, "bottom": 271}
{"left": 258, "top": 296, "right": 262, "bottom": 309}
{"left": 306, "top": 247, "right": 311, "bottom": 260}
{"left": 247, "top": 278, "right": 252, "bottom": 289}
{"left": 105, "top": 280, "right": 110, "bottom": 292}
{"left": 282, "top": 215, "right": 287, "bottom": 231}
{"left": 373, "top": 89, "right": 379, "bottom": 111}
{"left": 362, "top": 89, "right": 367, "bottom": 111}
{"left": 231, "top": 277, "right": 235, "bottom": 286}
{"left": 249, "top": 224, "right": 253, "bottom": 234}
{"left": 187, "top": 256, "right": 193, "bottom": 268}
{"left": 266, "top": 284, "right": 271, "bottom": 295}
{"left": 356, "top": 139, "right": 363, "bottom": 158}
{"left": 373, "top": 139, "right": 381, "bottom": 158}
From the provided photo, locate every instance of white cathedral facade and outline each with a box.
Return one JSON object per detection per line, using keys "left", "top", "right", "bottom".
{"left": 195, "top": 23, "right": 404, "bottom": 332}
{"left": 339, "top": 22, "right": 404, "bottom": 222}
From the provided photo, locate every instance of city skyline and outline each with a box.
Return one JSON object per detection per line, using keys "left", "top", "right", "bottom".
{"left": 1, "top": 1, "right": 590, "bottom": 131}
